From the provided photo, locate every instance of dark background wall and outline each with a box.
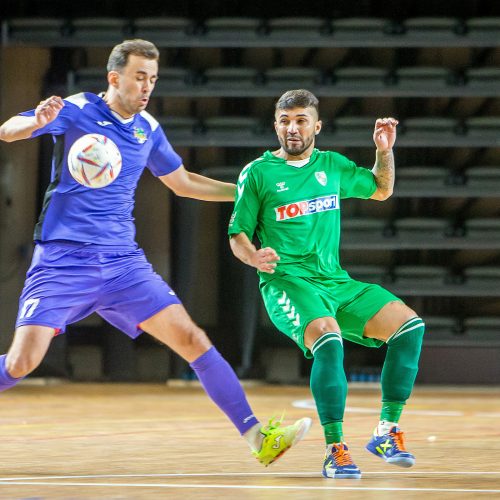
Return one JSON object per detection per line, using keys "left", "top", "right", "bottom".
{"left": 3, "top": 0, "right": 500, "bottom": 18}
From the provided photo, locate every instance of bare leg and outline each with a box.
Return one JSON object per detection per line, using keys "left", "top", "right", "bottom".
{"left": 139, "top": 303, "right": 212, "bottom": 361}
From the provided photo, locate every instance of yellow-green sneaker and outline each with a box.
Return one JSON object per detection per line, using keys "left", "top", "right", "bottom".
{"left": 253, "top": 417, "right": 312, "bottom": 466}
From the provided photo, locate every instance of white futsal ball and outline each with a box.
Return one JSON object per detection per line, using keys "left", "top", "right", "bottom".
{"left": 67, "top": 133, "right": 122, "bottom": 188}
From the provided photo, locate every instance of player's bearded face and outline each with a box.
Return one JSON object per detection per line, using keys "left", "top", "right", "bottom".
{"left": 275, "top": 107, "right": 320, "bottom": 157}
{"left": 278, "top": 128, "right": 315, "bottom": 156}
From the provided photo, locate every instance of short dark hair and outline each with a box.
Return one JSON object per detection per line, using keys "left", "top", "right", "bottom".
{"left": 275, "top": 89, "right": 319, "bottom": 116}
{"left": 107, "top": 39, "right": 160, "bottom": 72}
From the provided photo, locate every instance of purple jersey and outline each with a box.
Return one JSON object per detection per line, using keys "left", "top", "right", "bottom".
{"left": 20, "top": 92, "right": 182, "bottom": 247}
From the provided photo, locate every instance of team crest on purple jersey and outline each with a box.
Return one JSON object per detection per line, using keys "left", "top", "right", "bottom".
{"left": 133, "top": 127, "right": 148, "bottom": 143}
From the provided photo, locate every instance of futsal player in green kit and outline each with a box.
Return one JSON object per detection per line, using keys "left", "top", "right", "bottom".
{"left": 228, "top": 89, "right": 425, "bottom": 479}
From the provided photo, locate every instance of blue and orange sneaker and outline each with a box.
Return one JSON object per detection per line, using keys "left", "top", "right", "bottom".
{"left": 322, "top": 443, "right": 362, "bottom": 479}
{"left": 365, "top": 426, "right": 415, "bottom": 467}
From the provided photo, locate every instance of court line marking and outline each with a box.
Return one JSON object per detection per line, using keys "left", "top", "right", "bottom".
{"left": 293, "top": 400, "right": 465, "bottom": 416}
{"left": 293, "top": 400, "right": 500, "bottom": 418}
{"left": 0, "top": 481, "right": 499, "bottom": 493}
{"left": 0, "top": 471, "right": 499, "bottom": 482}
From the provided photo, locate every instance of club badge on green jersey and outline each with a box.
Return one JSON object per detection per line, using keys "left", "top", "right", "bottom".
{"left": 315, "top": 171, "right": 327, "bottom": 186}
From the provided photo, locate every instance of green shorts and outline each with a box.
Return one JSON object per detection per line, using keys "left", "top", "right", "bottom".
{"left": 260, "top": 274, "right": 403, "bottom": 358}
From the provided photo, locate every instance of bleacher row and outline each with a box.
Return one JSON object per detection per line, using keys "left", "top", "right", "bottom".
{"left": 342, "top": 216, "right": 500, "bottom": 248}
{"left": 3, "top": 16, "right": 500, "bottom": 47}
{"left": 410, "top": 316, "right": 500, "bottom": 345}
{"left": 393, "top": 166, "right": 500, "bottom": 197}
{"left": 68, "top": 65, "right": 500, "bottom": 97}
{"left": 347, "top": 264, "right": 500, "bottom": 296}
{"left": 148, "top": 115, "right": 500, "bottom": 147}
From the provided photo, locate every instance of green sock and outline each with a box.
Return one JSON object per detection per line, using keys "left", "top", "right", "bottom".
{"left": 309, "top": 332, "right": 347, "bottom": 445}
{"left": 324, "top": 421, "right": 344, "bottom": 444}
{"left": 380, "top": 401, "right": 404, "bottom": 422}
{"left": 381, "top": 317, "right": 425, "bottom": 410}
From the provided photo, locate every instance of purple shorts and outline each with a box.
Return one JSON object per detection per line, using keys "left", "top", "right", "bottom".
{"left": 16, "top": 242, "right": 182, "bottom": 338}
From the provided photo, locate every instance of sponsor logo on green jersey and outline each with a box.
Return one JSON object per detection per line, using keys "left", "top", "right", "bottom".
{"left": 275, "top": 194, "right": 339, "bottom": 221}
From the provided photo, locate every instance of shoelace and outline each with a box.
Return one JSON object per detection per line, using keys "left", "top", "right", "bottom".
{"left": 389, "top": 429, "right": 407, "bottom": 451}
{"left": 331, "top": 444, "right": 354, "bottom": 466}
{"left": 262, "top": 414, "right": 284, "bottom": 435}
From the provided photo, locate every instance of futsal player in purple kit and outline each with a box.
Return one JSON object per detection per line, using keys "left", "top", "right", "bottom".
{"left": 0, "top": 39, "right": 311, "bottom": 465}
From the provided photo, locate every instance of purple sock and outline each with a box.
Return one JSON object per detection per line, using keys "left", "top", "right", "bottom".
{"left": 190, "top": 347, "right": 260, "bottom": 435}
{"left": 0, "top": 355, "right": 23, "bottom": 392}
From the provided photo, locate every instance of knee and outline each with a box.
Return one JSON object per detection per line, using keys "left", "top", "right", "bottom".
{"left": 184, "top": 325, "right": 210, "bottom": 349}
{"left": 6, "top": 352, "right": 41, "bottom": 378}
{"left": 304, "top": 317, "right": 340, "bottom": 349}
{"left": 177, "top": 324, "right": 213, "bottom": 360}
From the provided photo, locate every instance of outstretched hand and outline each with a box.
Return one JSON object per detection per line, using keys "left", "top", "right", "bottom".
{"left": 251, "top": 247, "right": 280, "bottom": 273}
{"left": 35, "top": 96, "right": 64, "bottom": 128}
{"left": 373, "top": 117, "right": 398, "bottom": 152}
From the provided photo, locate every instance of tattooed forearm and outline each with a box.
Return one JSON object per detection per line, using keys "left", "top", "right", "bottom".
{"left": 372, "top": 149, "right": 395, "bottom": 197}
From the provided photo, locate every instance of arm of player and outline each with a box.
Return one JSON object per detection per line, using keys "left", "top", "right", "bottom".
{"left": 229, "top": 232, "right": 280, "bottom": 274}
{"left": 0, "top": 96, "right": 64, "bottom": 142}
{"left": 370, "top": 117, "right": 398, "bottom": 201}
{"left": 159, "top": 166, "right": 236, "bottom": 201}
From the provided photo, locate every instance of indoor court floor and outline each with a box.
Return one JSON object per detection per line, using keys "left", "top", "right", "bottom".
{"left": 0, "top": 382, "right": 498, "bottom": 499}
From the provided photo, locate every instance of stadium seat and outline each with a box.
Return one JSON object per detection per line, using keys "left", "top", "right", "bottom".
{"left": 203, "top": 67, "right": 260, "bottom": 90}
{"left": 264, "top": 67, "right": 322, "bottom": 88}
{"left": 203, "top": 116, "right": 261, "bottom": 138}
{"left": 393, "top": 217, "right": 450, "bottom": 240}
{"left": 332, "top": 66, "right": 388, "bottom": 90}
{"left": 133, "top": 17, "right": 194, "bottom": 42}
{"left": 393, "top": 265, "right": 449, "bottom": 286}
{"left": 67, "top": 67, "right": 106, "bottom": 94}
{"left": 402, "top": 117, "right": 459, "bottom": 139}
{"left": 403, "top": 17, "right": 462, "bottom": 37}
{"left": 463, "top": 266, "right": 500, "bottom": 287}
{"left": 465, "top": 166, "right": 500, "bottom": 189}
{"left": 332, "top": 116, "right": 375, "bottom": 138}
{"left": 203, "top": 17, "right": 262, "bottom": 40}
{"left": 464, "top": 218, "right": 500, "bottom": 240}
{"left": 342, "top": 217, "right": 387, "bottom": 242}
{"left": 424, "top": 316, "right": 461, "bottom": 342}
{"left": 463, "top": 317, "right": 500, "bottom": 343}
{"left": 6, "top": 17, "right": 67, "bottom": 43}
{"left": 396, "top": 166, "right": 450, "bottom": 190}
{"left": 465, "top": 116, "right": 500, "bottom": 138}
{"left": 465, "top": 67, "right": 500, "bottom": 89}
{"left": 266, "top": 17, "right": 327, "bottom": 38}
{"left": 465, "top": 17, "right": 500, "bottom": 39}
{"left": 155, "top": 67, "right": 194, "bottom": 91}
{"left": 331, "top": 17, "right": 390, "bottom": 38}
{"left": 158, "top": 116, "right": 198, "bottom": 139}
{"left": 395, "top": 66, "right": 453, "bottom": 89}
{"left": 69, "top": 17, "right": 128, "bottom": 42}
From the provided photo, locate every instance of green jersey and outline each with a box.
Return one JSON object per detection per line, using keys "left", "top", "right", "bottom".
{"left": 228, "top": 148, "right": 377, "bottom": 281}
